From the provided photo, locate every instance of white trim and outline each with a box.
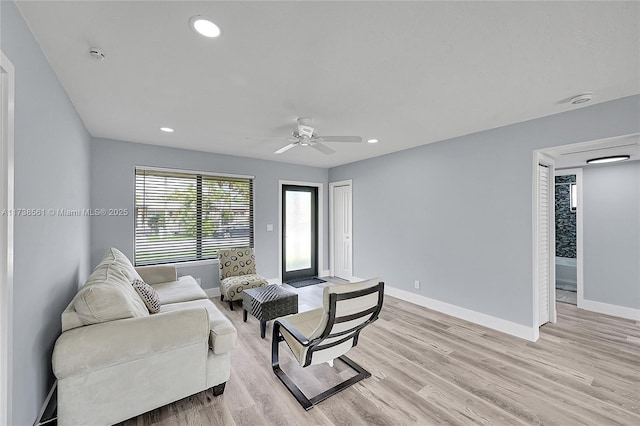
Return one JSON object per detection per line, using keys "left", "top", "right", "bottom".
{"left": 267, "top": 277, "right": 280, "bottom": 285}
{"left": 329, "top": 179, "right": 353, "bottom": 279}
{"left": 555, "top": 168, "right": 584, "bottom": 309}
{"left": 579, "top": 299, "right": 640, "bottom": 321}
{"left": 135, "top": 165, "right": 254, "bottom": 180}
{"left": 0, "top": 50, "right": 15, "bottom": 426}
{"left": 278, "top": 180, "right": 324, "bottom": 284}
{"left": 385, "top": 286, "right": 538, "bottom": 342}
{"left": 320, "top": 269, "right": 330, "bottom": 278}
{"left": 171, "top": 259, "right": 218, "bottom": 268}
{"left": 204, "top": 287, "right": 221, "bottom": 298}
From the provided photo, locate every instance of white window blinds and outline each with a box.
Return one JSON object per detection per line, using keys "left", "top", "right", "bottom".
{"left": 134, "top": 167, "right": 254, "bottom": 266}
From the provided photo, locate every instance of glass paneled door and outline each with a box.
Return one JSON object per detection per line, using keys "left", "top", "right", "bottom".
{"left": 282, "top": 185, "right": 318, "bottom": 282}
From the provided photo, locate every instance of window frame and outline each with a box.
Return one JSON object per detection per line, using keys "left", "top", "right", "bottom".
{"left": 134, "top": 166, "right": 255, "bottom": 266}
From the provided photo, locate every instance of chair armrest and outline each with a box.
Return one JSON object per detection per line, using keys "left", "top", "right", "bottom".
{"left": 53, "top": 308, "right": 209, "bottom": 379}
{"left": 135, "top": 265, "right": 177, "bottom": 284}
{"left": 275, "top": 319, "right": 310, "bottom": 346}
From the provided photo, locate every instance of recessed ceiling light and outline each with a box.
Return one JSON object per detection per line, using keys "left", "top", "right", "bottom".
{"left": 367, "top": 139, "right": 379, "bottom": 144}
{"left": 160, "top": 127, "right": 174, "bottom": 133}
{"left": 570, "top": 93, "right": 592, "bottom": 105}
{"left": 189, "top": 16, "right": 221, "bottom": 38}
{"left": 586, "top": 155, "right": 630, "bottom": 164}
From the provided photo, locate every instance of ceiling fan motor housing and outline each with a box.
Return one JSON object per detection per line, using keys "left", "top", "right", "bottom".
{"left": 298, "top": 124, "right": 315, "bottom": 138}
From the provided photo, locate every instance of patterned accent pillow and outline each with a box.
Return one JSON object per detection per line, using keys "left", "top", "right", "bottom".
{"left": 131, "top": 279, "right": 161, "bottom": 314}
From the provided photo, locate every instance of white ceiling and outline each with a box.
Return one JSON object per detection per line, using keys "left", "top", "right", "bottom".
{"left": 16, "top": 1, "right": 640, "bottom": 168}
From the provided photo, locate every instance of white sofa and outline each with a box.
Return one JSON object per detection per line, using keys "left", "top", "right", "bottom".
{"left": 52, "top": 248, "right": 237, "bottom": 426}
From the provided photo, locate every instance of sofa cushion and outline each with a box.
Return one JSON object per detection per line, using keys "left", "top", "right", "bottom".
{"left": 73, "top": 285, "right": 135, "bottom": 324}
{"left": 160, "top": 299, "right": 237, "bottom": 354}
{"left": 151, "top": 276, "right": 207, "bottom": 305}
{"left": 73, "top": 255, "right": 149, "bottom": 326}
{"left": 102, "top": 247, "right": 144, "bottom": 283}
{"left": 132, "top": 279, "right": 161, "bottom": 313}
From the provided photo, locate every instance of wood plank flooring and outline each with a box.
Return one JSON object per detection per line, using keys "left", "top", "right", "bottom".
{"left": 120, "top": 281, "right": 640, "bottom": 425}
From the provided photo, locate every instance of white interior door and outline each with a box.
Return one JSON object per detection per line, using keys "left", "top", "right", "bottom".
{"left": 537, "top": 162, "right": 552, "bottom": 326}
{"left": 332, "top": 183, "right": 352, "bottom": 280}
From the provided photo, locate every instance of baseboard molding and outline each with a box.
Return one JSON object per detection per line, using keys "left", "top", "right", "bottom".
{"left": 204, "top": 287, "right": 221, "bottom": 298}
{"left": 579, "top": 298, "right": 640, "bottom": 321}
{"left": 267, "top": 277, "right": 280, "bottom": 285}
{"left": 385, "top": 285, "right": 538, "bottom": 342}
{"left": 320, "top": 269, "right": 330, "bottom": 278}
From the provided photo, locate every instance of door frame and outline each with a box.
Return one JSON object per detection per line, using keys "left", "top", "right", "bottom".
{"left": 329, "top": 179, "right": 353, "bottom": 280}
{"left": 532, "top": 152, "right": 556, "bottom": 340}
{"left": 278, "top": 180, "right": 323, "bottom": 284}
{"left": 0, "top": 50, "right": 15, "bottom": 426}
{"left": 555, "top": 168, "right": 584, "bottom": 308}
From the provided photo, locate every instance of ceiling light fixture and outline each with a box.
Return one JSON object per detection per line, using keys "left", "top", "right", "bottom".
{"left": 586, "top": 155, "right": 630, "bottom": 164}
{"left": 160, "top": 127, "right": 174, "bottom": 133}
{"left": 367, "top": 139, "right": 379, "bottom": 144}
{"left": 189, "top": 16, "right": 221, "bottom": 38}
{"left": 569, "top": 93, "right": 592, "bottom": 105}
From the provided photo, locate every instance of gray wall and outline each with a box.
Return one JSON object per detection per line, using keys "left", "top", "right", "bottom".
{"left": 90, "top": 138, "right": 329, "bottom": 287}
{"left": 1, "top": 2, "right": 91, "bottom": 425}
{"left": 583, "top": 161, "right": 640, "bottom": 309}
{"left": 329, "top": 95, "right": 640, "bottom": 327}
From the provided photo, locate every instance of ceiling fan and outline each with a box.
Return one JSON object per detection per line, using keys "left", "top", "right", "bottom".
{"left": 270, "top": 118, "right": 362, "bottom": 155}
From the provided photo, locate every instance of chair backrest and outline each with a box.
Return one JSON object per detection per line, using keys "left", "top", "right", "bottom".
{"left": 218, "top": 248, "right": 257, "bottom": 279}
{"left": 304, "top": 278, "right": 384, "bottom": 366}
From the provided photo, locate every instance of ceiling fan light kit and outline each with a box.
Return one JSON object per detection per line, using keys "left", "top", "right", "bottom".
{"left": 270, "top": 117, "right": 363, "bottom": 155}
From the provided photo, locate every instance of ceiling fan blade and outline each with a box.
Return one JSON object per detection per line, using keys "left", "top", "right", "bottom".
{"left": 311, "top": 142, "right": 336, "bottom": 155}
{"left": 316, "top": 136, "right": 363, "bottom": 143}
{"left": 274, "top": 143, "right": 297, "bottom": 154}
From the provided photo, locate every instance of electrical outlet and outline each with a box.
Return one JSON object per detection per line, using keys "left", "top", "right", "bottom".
{"left": 414, "top": 280, "right": 420, "bottom": 289}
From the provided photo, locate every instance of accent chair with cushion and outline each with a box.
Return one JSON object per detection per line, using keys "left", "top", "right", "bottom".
{"left": 219, "top": 247, "right": 269, "bottom": 310}
{"left": 272, "top": 278, "right": 384, "bottom": 410}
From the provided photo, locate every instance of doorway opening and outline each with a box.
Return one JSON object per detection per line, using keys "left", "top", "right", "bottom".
{"left": 554, "top": 169, "right": 582, "bottom": 306}
{"left": 281, "top": 184, "right": 319, "bottom": 283}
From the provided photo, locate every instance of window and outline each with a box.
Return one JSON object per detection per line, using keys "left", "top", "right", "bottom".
{"left": 135, "top": 167, "right": 254, "bottom": 266}
{"left": 570, "top": 183, "right": 577, "bottom": 211}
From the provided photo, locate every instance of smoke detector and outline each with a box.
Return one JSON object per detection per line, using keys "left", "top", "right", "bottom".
{"left": 89, "top": 47, "right": 106, "bottom": 60}
{"left": 569, "top": 93, "right": 592, "bottom": 105}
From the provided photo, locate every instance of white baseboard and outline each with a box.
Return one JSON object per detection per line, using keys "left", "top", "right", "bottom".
{"left": 579, "top": 298, "right": 640, "bottom": 321}
{"left": 267, "top": 277, "right": 280, "bottom": 285}
{"left": 204, "top": 287, "right": 221, "bottom": 298}
{"left": 320, "top": 269, "right": 330, "bottom": 278}
{"left": 385, "top": 285, "right": 538, "bottom": 342}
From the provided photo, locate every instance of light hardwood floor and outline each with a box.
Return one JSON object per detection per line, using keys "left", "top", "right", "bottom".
{"left": 120, "top": 281, "right": 640, "bottom": 425}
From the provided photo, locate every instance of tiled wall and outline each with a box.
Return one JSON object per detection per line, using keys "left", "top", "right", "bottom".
{"left": 555, "top": 175, "right": 576, "bottom": 258}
